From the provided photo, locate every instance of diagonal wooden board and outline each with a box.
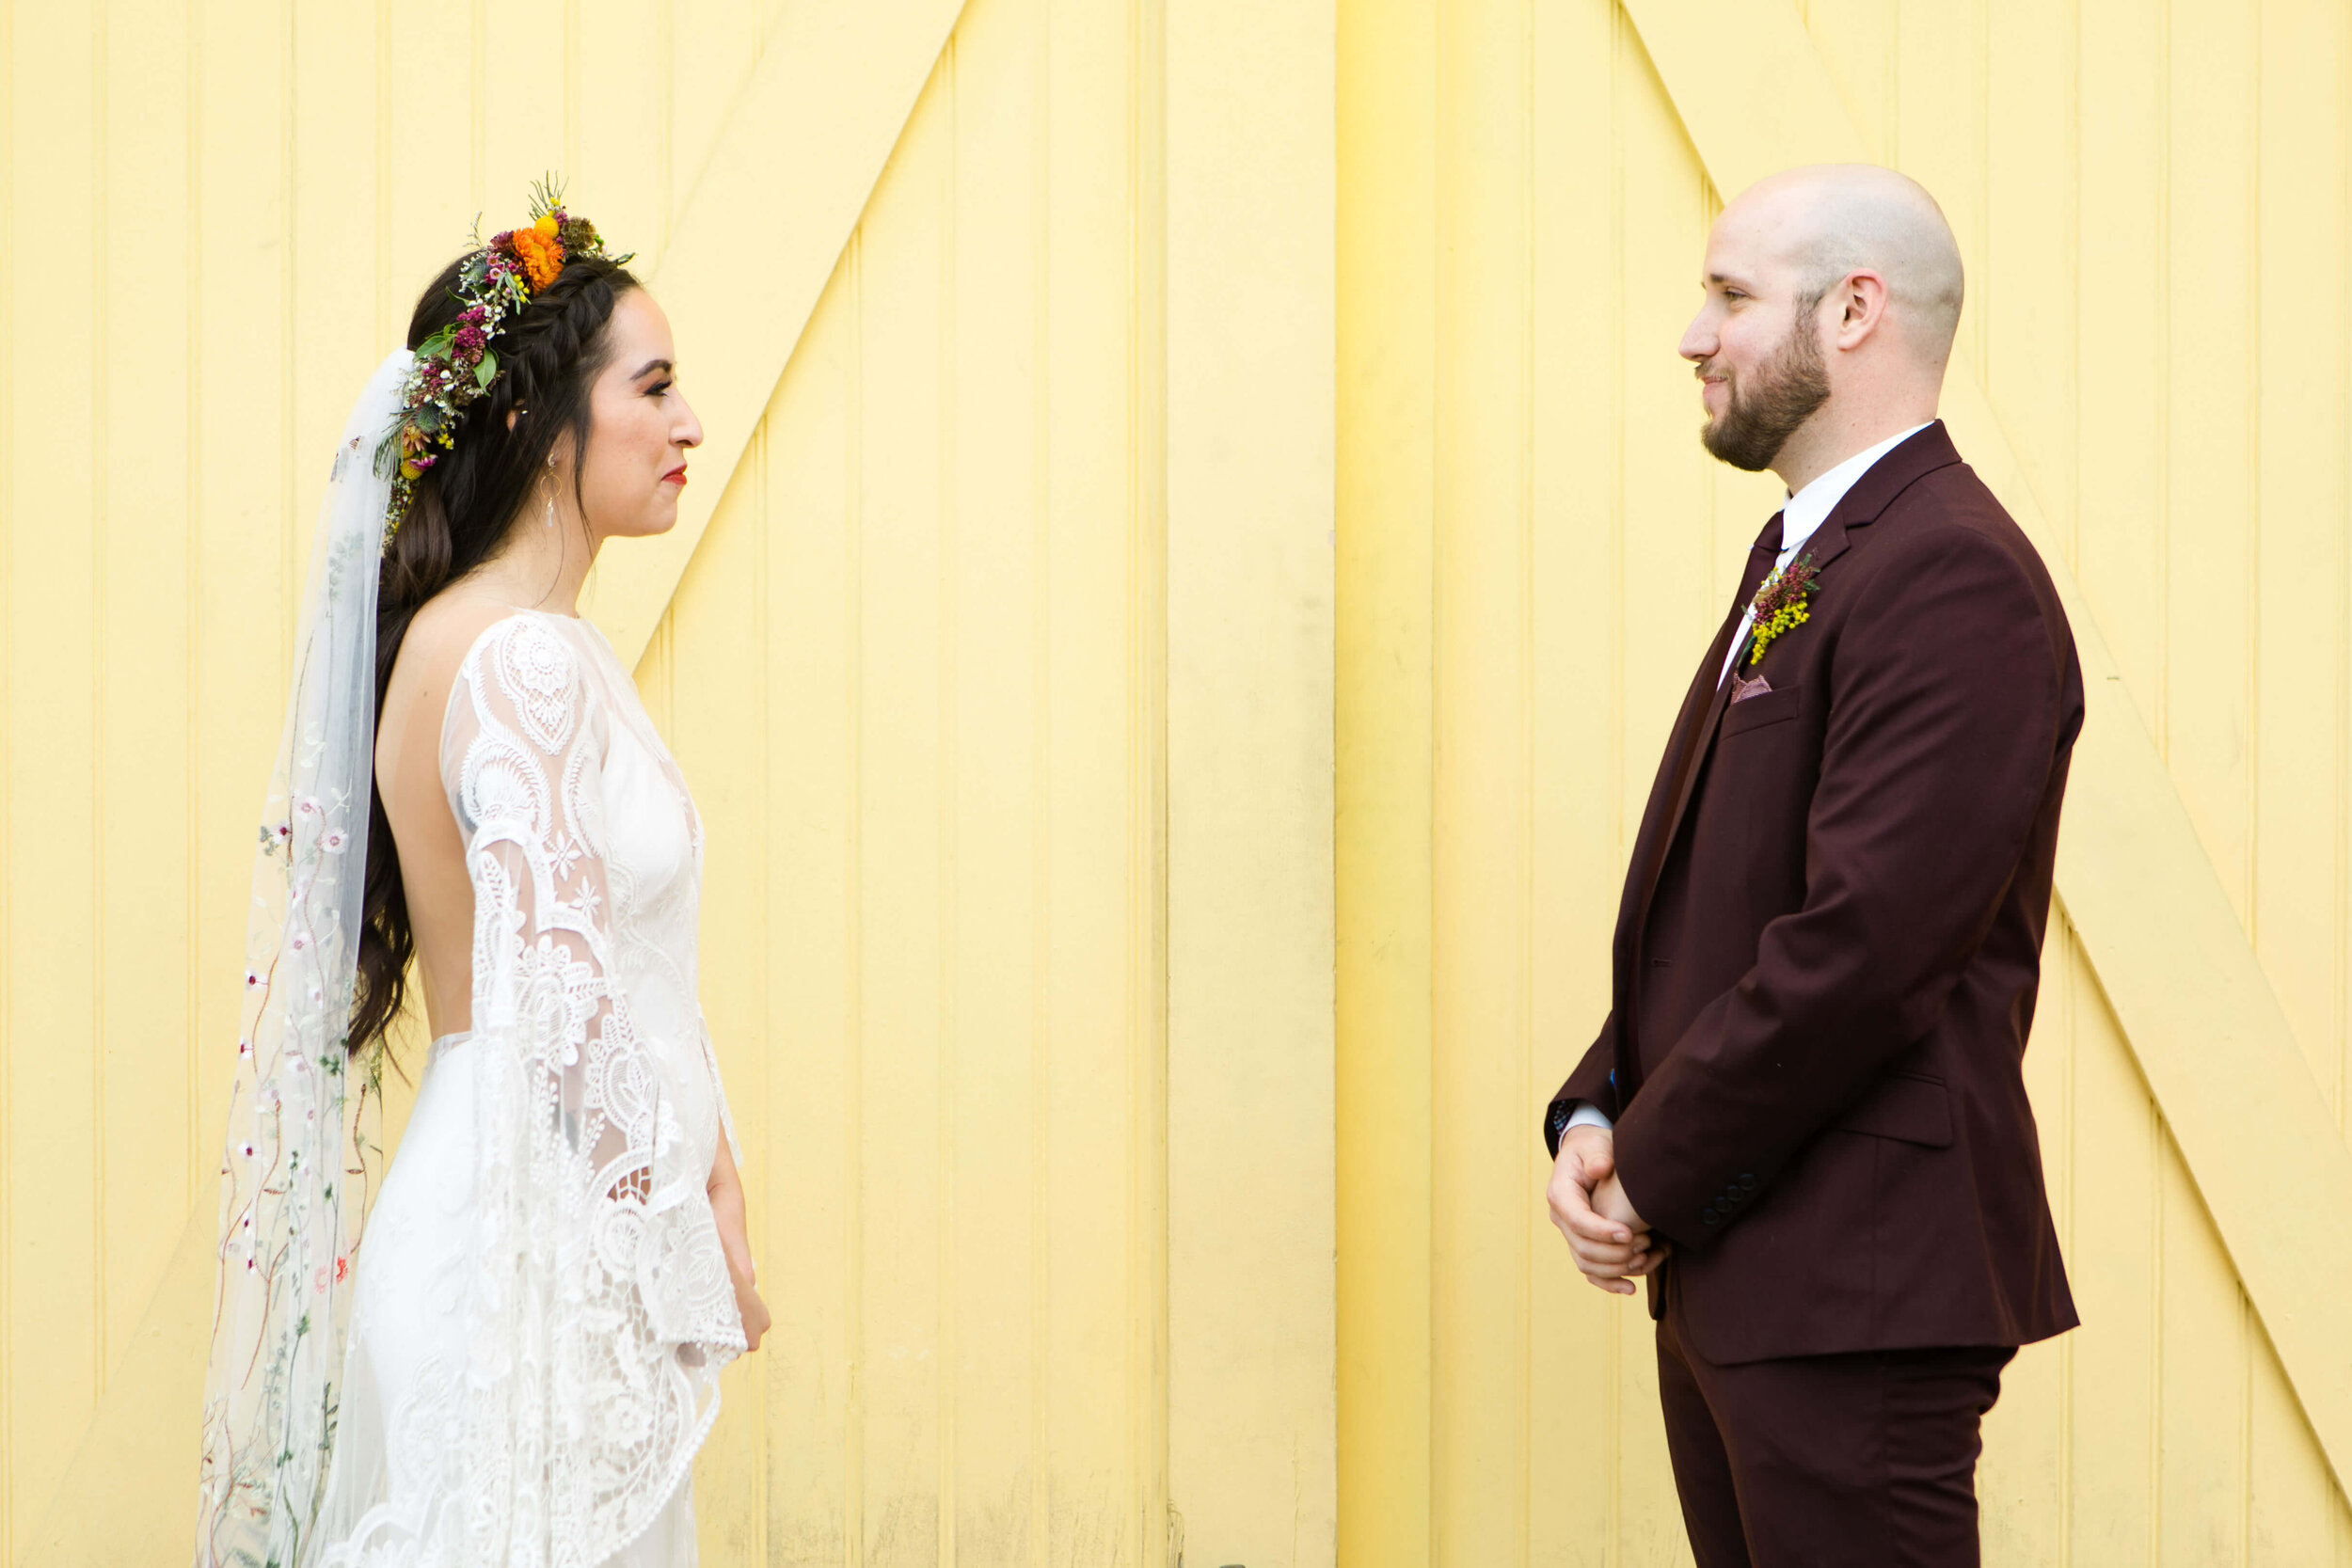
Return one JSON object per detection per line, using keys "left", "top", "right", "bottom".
{"left": 588, "top": 0, "right": 971, "bottom": 671}
{"left": 16, "top": 5, "right": 965, "bottom": 1560}
{"left": 1618, "top": 0, "right": 2352, "bottom": 1493}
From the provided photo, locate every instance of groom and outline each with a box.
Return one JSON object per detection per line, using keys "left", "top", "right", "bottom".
{"left": 1544, "top": 165, "right": 2080, "bottom": 1565}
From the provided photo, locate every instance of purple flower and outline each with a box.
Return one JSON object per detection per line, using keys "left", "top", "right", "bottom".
{"left": 455, "top": 325, "right": 486, "bottom": 356}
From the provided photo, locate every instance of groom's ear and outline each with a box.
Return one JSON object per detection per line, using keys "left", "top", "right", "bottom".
{"left": 1831, "top": 271, "right": 1892, "bottom": 347}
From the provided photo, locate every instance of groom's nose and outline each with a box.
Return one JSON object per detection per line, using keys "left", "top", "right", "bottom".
{"left": 1679, "top": 309, "right": 1716, "bottom": 363}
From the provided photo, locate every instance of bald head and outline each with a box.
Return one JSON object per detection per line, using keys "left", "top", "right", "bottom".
{"left": 1721, "top": 165, "right": 1965, "bottom": 368}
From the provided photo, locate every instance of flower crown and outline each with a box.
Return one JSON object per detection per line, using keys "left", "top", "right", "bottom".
{"left": 376, "top": 178, "right": 633, "bottom": 546}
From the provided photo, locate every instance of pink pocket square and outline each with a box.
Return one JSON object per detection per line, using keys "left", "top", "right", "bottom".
{"left": 1729, "top": 672, "right": 1773, "bottom": 704}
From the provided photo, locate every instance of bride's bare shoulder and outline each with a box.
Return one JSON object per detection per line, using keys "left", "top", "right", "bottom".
{"left": 382, "top": 594, "right": 543, "bottom": 734}
{"left": 404, "top": 593, "right": 534, "bottom": 671}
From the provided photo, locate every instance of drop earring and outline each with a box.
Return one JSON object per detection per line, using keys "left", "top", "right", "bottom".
{"left": 544, "top": 453, "right": 557, "bottom": 530}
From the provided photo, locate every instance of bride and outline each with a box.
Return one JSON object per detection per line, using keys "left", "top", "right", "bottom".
{"left": 194, "top": 185, "right": 770, "bottom": 1568}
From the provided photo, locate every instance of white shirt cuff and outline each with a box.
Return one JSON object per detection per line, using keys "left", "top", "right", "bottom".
{"left": 1565, "top": 1102, "right": 1614, "bottom": 1133}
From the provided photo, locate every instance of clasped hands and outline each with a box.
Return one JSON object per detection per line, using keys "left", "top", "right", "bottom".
{"left": 1546, "top": 1124, "right": 1666, "bottom": 1295}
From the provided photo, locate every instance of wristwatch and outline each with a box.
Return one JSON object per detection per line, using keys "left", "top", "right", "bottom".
{"left": 1544, "top": 1099, "right": 1574, "bottom": 1156}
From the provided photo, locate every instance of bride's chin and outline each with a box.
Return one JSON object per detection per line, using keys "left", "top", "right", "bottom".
{"left": 617, "top": 509, "right": 680, "bottom": 540}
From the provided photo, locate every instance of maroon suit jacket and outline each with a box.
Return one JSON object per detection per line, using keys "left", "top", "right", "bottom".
{"left": 1547, "top": 422, "right": 2080, "bottom": 1366}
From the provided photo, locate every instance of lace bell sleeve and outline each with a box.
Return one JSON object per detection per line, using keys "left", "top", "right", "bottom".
{"left": 438, "top": 614, "right": 740, "bottom": 1555}
{"left": 698, "top": 1013, "right": 744, "bottom": 1169}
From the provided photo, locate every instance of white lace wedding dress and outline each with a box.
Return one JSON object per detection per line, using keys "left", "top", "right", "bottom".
{"left": 307, "top": 610, "right": 745, "bottom": 1568}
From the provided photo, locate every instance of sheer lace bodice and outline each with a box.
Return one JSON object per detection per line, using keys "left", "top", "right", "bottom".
{"left": 309, "top": 610, "right": 743, "bottom": 1568}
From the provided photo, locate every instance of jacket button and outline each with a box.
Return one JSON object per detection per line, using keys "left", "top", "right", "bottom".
{"left": 1738, "top": 1173, "right": 1757, "bottom": 1193}
{"left": 1701, "top": 1207, "right": 1721, "bottom": 1227}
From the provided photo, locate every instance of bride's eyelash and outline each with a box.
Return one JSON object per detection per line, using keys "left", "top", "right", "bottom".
{"left": 647, "top": 379, "right": 674, "bottom": 397}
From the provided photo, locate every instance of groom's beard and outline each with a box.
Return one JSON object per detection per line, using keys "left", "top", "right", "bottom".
{"left": 1699, "top": 314, "right": 1831, "bottom": 472}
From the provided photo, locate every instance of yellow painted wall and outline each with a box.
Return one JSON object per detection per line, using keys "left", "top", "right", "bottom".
{"left": 0, "top": 0, "right": 1334, "bottom": 1563}
{"left": 1338, "top": 1, "right": 2352, "bottom": 1564}
{"left": 8, "top": 0, "right": 2351, "bottom": 1562}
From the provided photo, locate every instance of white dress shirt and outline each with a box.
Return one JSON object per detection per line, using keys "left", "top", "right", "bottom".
{"left": 1566, "top": 422, "right": 1932, "bottom": 1142}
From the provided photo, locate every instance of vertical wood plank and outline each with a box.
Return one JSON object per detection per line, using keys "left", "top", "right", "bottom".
{"left": 2162, "top": 0, "right": 2259, "bottom": 924}
{"left": 0, "top": 0, "right": 12, "bottom": 1537}
{"left": 1429, "top": 0, "right": 1534, "bottom": 1560}
{"left": 664, "top": 0, "right": 762, "bottom": 243}
{"left": 2061, "top": 926, "right": 2156, "bottom": 1562}
{"left": 98, "top": 0, "right": 199, "bottom": 1373}
{"left": 2153, "top": 1129, "right": 2248, "bottom": 1567}
{"left": 5, "top": 3, "right": 100, "bottom": 1551}
{"left": 2074, "top": 0, "right": 2167, "bottom": 734}
{"left": 1613, "top": 20, "right": 1732, "bottom": 813}
{"left": 1981, "top": 0, "right": 2078, "bottom": 552}
{"left": 664, "top": 354, "right": 774, "bottom": 1567}
{"left": 1334, "top": 0, "right": 1438, "bottom": 1558}
{"left": 1038, "top": 0, "right": 1151, "bottom": 1559}
{"left": 1526, "top": 0, "right": 1632, "bottom": 1563}
{"left": 852, "top": 60, "right": 950, "bottom": 1564}
{"left": 188, "top": 0, "right": 294, "bottom": 1323}
{"left": 2246, "top": 1313, "right": 2344, "bottom": 1568}
{"left": 1164, "top": 0, "right": 1336, "bottom": 1544}
{"left": 1980, "top": 895, "right": 2073, "bottom": 1568}
{"left": 569, "top": 0, "right": 663, "bottom": 291}
{"left": 1893, "top": 0, "right": 1990, "bottom": 374}
{"left": 756, "top": 259, "right": 856, "bottom": 1567}
{"left": 385, "top": 0, "right": 474, "bottom": 337}
{"left": 2251, "top": 0, "right": 2352, "bottom": 1112}
{"left": 478, "top": 0, "right": 569, "bottom": 235}
{"left": 944, "top": 1, "right": 1044, "bottom": 1558}
{"left": 1799, "top": 0, "right": 1899, "bottom": 163}
{"left": 288, "top": 0, "right": 383, "bottom": 528}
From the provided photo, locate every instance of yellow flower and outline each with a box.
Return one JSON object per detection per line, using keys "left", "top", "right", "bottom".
{"left": 534, "top": 213, "right": 560, "bottom": 239}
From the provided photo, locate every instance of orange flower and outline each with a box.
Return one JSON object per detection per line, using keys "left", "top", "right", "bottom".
{"left": 510, "top": 227, "right": 564, "bottom": 292}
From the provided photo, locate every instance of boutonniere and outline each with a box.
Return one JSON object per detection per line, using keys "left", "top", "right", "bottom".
{"left": 1744, "top": 554, "right": 1820, "bottom": 668}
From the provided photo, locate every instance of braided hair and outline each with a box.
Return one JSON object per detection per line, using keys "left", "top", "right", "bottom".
{"left": 350, "top": 250, "right": 641, "bottom": 1056}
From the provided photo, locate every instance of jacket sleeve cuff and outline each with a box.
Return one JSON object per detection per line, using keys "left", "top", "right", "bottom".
{"left": 1612, "top": 1126, "right": 1765, "bottom": 1251}
{"left": 1543, "top": 1071, "right": 1621, "bottom": 1158}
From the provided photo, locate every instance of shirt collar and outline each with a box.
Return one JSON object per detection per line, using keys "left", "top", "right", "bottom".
{"left": 1776, "top": 421, "right": 1933, "bottom": 559}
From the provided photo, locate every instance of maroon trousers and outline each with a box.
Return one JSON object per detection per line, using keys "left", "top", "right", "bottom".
{"left": 1656, "top": 1288, "right": 2013, "bottom": 1567}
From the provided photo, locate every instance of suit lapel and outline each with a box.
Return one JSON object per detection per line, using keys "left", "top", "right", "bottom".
{"left": 1632, "top": 530, "right": 1778, "bottom": 913}
{"left": 1644, "top": 421, "right": 1967, "bottom": 892}
{"left": 1611, "top": 516, "right": 1783, "bottom": 979}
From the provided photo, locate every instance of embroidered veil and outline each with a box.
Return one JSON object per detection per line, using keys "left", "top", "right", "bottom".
{"left": 194, "top": 349, "right": 409, "bottom": 1568}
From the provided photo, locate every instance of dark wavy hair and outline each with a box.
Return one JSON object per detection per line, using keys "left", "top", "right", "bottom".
{"left": 347, "top": 250, "right": 641, "bottom": 1055}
